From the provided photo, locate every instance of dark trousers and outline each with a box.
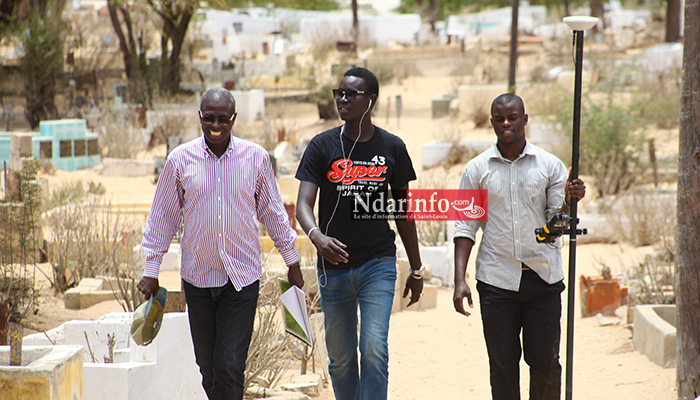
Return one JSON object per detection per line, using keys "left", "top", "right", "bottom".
{"left": 183, "top": 279, "right": 259, "bottom": 400}
{"left": 476, "top": 268, "right": 565, "bottom": 400}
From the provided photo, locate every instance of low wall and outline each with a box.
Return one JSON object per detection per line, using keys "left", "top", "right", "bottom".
{"left": 633, "top": 304, "right": 676, "bottom": 368}
{"left": 23, "top": 313, "right": 207, "bottom": 400}
{"left": 0, "top": 345, "right": 84, "bottom": 400}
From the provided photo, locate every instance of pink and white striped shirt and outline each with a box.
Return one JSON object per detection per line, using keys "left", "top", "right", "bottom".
{"left": 141, "top": 135, "right": 299, "bottom": 290}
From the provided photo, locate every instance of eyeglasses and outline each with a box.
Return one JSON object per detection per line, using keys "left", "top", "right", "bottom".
{"left": 332, "top": 89, "right": 368, "bottom": 101}
{"left": 199, "top": 110, "right": 235, "bottom": 124}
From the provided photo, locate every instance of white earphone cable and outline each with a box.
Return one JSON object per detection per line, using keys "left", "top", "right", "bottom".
{"left": 318, "top": 100, "right": 373, "bottom": 287}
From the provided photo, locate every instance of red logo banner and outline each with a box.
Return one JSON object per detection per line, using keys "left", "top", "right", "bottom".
{"left": 407, "top": 189, "right": 488, "bottom": 221}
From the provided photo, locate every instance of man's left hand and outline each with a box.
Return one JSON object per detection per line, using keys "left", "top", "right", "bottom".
{"left": 402, "top": 275, "right": 424, "bottom": 308}
{"left": 287, "top": 263, "right": 304, "bottom": 289}
{"left": 565, "top": 168, "right": 586, "bottom": 205}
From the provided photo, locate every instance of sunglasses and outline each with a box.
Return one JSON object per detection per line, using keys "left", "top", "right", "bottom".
{"left": 199, "top": 110, "right": 236, "bottom": 124}
{"left": 332, "top": 89, "right": 368, "bottom": 101}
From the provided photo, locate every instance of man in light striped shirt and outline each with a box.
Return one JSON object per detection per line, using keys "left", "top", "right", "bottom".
{"left": 453, "top": 93, "right": 586, "bottom": 400}
{"left": 137, "top": 88, "right": 303, "bottom": 400}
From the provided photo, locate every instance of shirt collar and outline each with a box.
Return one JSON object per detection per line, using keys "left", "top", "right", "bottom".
{"left": 487, "top": 140, "right": 535, "bottom": 163}
{"left": 199, "top": 135, "right": 234, "bottom": 159}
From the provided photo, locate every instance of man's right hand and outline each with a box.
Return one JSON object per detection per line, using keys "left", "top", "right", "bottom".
{"left": 137, "top": 277, "right": 160, "bottom": 300}
{"left": 308, "top": 229, "right": 349, "bottom": 265}
{"left": 453, "top": 279, "right": 474, "bottom": 317}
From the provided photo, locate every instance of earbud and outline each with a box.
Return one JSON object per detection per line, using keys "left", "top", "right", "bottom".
{"left": 366, "top": 99, "right": 373, "bottom": 112}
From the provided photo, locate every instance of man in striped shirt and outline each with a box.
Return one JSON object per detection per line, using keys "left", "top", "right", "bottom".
{"left": 453, "top": 93, "right": 586, "bottom": 400}
{"left": 137, "top": 88, "right": 303, "bottom": 400}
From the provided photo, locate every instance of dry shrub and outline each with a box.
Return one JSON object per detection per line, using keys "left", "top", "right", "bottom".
{"left": 147, "top": 107, "right": 200, "bottom": 149}
{"left": 605, "top": 189, "right": 675, "bottom": 248}
{"left": 244, "top": 268, "right": 294, "bottom": 394}
{"left": 0, "top": 159, "right": 42, "bottom": 323}
{"left": 432, "top": 120, "right": 461, "bottom": 144}
{"left": 623, "top": 254, "right": 675, "bottom": 306}
{"left": 235, "top": 112, "right": 297, "bottom": 152}
{"left": 42, "top": 180, "right": 145, "bottom": 306}
{"left": 469, "top": 95, "right": 490, "bottom": 128}
{"left": 431, "top": 121, "right": 479, "bottom": 169}
{"left": 97, "top": 107, "right": 149, "bottom": 159}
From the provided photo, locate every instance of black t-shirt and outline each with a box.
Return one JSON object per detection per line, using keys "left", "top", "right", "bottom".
{"left": 295, "top": 125, "right": 416, "bottom": 269}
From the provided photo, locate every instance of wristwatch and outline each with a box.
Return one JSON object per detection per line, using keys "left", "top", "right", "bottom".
{"left": 410, "top": 265, "right": 426, "bottom": 279}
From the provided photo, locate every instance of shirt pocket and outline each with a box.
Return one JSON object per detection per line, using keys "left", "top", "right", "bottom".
{"left": 523, "top": 169, "right": 550, "bottom": 205}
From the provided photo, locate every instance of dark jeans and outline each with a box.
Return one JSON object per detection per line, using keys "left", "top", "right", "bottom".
{"left": 476, "top": 268, "right": 565, "bottom": 400}
{"left": 183, "top": 279, "right": 259, "bottom": 400}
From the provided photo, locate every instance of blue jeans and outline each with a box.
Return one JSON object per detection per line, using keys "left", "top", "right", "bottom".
{"left": 183, "top": 279, "right": 259, "bottom": 400}
{"left": 319, "top": 257, "right": 397, "bottom": 400}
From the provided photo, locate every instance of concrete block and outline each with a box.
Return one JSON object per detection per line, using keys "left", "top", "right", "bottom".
{"left": 421, "top": 141, "right": 453, "bottom": 169}
{"left": 284, "top": 373, "right": 322, "bottom": 396}
{"left": 25, "top": 313, "right": 206, "bottom": 400}
{"left": 419, "top": 245, "right": 453, "bottom": 286}
{"left": 265, "top": 391, "right": 310, "bottom": 400}
{"left": 101, "top": 158, "right": 154, "bottom": 177}
{"left": 77, "top": 277, "right": 105, "bottom": 290}
{"left": 633, "top": 305, "right": 676, "bottom": 368}
{"left": 64, "top": 289, "right": 118, "bottom": 310}
{"left": 432, "top": 94, "right": 453, "bottom": 119}
{"left": 230, "top": 89, "right": 265, "bottom": 123}
{"left": 0, "top": 345, "right": 84, "bottom": 400}
{"left": 11, "top": 132, "right": 33, "bottom": 157}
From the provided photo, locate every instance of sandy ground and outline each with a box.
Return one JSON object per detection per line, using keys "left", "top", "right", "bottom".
{"left": 23, "top": 75, "right": 679, "bottom": 399}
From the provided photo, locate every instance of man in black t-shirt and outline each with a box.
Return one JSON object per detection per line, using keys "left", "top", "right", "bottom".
{"left": 296, "top": 67, "right": 424, "bottom": 400}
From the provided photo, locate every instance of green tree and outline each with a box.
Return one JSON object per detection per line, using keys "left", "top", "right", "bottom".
{"left": 21, "top": 7, "right": 66, "bottom": 129}
{"left": 0, "top": 0, "right": 23, "bottom": 41}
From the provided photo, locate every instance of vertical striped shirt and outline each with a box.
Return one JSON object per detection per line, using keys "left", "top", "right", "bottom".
{"left": 453, "top": 141, "right": 568, "bottom": 291}
{"left": 141, "top": 135, "right": 299, "bottom": 290}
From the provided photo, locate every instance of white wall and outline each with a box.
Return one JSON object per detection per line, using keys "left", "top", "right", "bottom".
{"left": 24, "top": 312, "right": 207, "bottom": 400}
{"left": 230, "top": 89, "right": 266, "bottom": 123}
{"left": 300, "top": 14, "right": 422, "bottom": 46}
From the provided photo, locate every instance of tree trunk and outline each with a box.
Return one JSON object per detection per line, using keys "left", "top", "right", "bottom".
{"left": 676, "top": 0, "right": 700, "bottom": 397}
{"left": 156, "top": 0, "right": 194, "bottom": 97}
{"left": 351, "top": 0, "right": 358, "bottom": 43}
{"left": 590, "top": 0, "right": 605, "bottom": 31}
{"left": 508, "top": 0, "right": 519, "bottom": 94}
{"left": 414, "top": 0, "right": 438, "bottom": 34}
{"left": 666, "top": 0, "right": 682, "bottom": 42}
{"left": 107, "top": 0, "right": 149, "bottom": 105}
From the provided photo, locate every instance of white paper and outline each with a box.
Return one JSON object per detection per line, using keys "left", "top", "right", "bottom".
{"left": 279, "top": 284, "right": 313, "bottom": 347}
